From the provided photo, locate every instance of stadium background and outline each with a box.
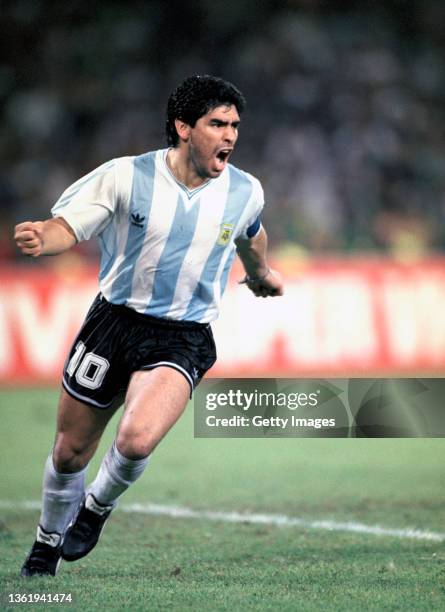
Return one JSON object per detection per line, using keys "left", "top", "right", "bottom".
{"left": 1, "top": 2, "right": 444, "bottom": 609}
{"left": 1, "top": 0, "right": 445, "bottom": 382}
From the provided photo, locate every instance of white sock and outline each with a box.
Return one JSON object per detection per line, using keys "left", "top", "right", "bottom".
{"left": 87, "top": 441, "right": 149, "bottom": 507}
{"left": 39, "top": 454, "right": 87, "bottom": 541}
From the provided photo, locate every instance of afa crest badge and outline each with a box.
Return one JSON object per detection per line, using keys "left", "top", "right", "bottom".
{"left": 217, "top": 223, "right": 234, "bottom": 246}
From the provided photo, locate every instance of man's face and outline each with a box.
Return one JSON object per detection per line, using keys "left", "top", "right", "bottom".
{"left": 187, "top": 104, "right": 240, "bottom": 179}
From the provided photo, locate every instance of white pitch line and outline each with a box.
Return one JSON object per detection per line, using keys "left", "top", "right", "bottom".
{"left": 0, "top": 500, "right": 443, "bottom": 543}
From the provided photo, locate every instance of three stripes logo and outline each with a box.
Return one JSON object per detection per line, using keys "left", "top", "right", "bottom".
{"left": 130, "top": 212, "right": 146, "bottom": 228}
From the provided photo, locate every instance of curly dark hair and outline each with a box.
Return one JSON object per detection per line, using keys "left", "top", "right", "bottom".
{"left": 166, "top": 75, "right": 246, "bottom": 147}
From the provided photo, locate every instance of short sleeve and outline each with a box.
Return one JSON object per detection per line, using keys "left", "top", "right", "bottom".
{"left": 238, "top": 176, "right": 265, "bottom": 239}
{"left": 51, "top": 160, "right": 117, "bottom": 242}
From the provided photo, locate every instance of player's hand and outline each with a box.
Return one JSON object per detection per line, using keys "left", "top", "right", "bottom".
{"left": 14, "top": 221, "right": 45, "bottom": 257}
{"left": 242, "top": 268, "right": 284, "bottom": 298}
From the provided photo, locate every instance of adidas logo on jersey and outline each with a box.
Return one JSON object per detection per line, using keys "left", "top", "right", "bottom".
{"left": 130, "top": 213, "right": 146, "bottom": 228}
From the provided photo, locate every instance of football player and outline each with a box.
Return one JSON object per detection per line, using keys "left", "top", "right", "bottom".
{"left": 15, "top": 75, "right": 283, "bottom": 576}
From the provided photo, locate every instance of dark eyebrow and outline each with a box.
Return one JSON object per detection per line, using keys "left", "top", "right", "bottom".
{"left": 210, "top": 119, "right": 241, "bottom": 127}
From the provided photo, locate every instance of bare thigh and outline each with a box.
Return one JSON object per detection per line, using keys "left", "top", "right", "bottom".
{"left": 52, "top": 388, "right": 120, "bottom": 473}
{"left": 116, "top": 367, "right": 191, "bottom": 459}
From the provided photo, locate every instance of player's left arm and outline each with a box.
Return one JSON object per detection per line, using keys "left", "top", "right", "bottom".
{"left": 235, "top": 226, "right": 284, "bottom": 298}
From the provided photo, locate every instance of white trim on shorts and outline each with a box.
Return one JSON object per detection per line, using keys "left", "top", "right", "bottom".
{"left": 62, "top": 378, "right": 113, "bottom": 409}
{"left": 139, "top": 361, "right": 194, "bottom": 397}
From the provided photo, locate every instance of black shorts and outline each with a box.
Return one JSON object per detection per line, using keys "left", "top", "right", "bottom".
{"left": 62, "top": 294, "right": 217, "bottom": 409}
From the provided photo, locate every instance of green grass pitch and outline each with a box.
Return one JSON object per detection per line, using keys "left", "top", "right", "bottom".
{"left": 1, "top": 388, "right": 444, "bottom": 611}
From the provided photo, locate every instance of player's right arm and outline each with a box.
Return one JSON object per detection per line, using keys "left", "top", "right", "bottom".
{"left": 14, "top": 217, "right": 77, "bottom": 257}
{"left": 15, "top": 159, "right": 121, "bottom": 258}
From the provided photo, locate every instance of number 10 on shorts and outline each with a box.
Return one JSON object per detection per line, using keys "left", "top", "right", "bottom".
{"left": 67, "top": 342, "right": 110, "bottom": 390}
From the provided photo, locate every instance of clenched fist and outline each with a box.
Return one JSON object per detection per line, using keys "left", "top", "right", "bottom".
{"left": 14, "top": 221, "right": 45, "bottom": 257}
{"left": 241, "top": 268, "right": 284, "bottom": 298}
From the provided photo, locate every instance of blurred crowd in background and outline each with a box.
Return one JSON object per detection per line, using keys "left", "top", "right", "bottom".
{"left": 1, "top": 0, "right": 444, "bottom": 260}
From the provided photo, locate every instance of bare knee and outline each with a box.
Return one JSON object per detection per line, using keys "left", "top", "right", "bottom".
{"left": 52, "top": 435, "right": 96, "bottom": 473}
{"left": 115, "top": 429, "right": 154, "bottom": 460}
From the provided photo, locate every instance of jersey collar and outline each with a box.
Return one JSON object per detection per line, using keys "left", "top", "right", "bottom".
{"left": 161, "top": 148, "right": 218, "bottom": 200}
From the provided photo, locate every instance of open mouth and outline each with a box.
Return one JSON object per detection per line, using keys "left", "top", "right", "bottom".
{"left": 214, "top": 148, "right": 232, "bottom": 171}
{"left": 217, "top": 149, "right": 231, "bottom": 162}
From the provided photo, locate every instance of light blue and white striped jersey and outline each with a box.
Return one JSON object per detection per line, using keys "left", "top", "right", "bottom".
{"left": 51, "top": 149, "right": 264, "bottom": 323}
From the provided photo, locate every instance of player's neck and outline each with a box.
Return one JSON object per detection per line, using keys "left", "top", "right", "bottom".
{"left": 166, "top": 148, "right": 209, "bottom": 191}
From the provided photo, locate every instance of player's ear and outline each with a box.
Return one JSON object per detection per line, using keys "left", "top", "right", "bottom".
{"left": 174, "top": 119, "right": 191, "bottom": 143}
